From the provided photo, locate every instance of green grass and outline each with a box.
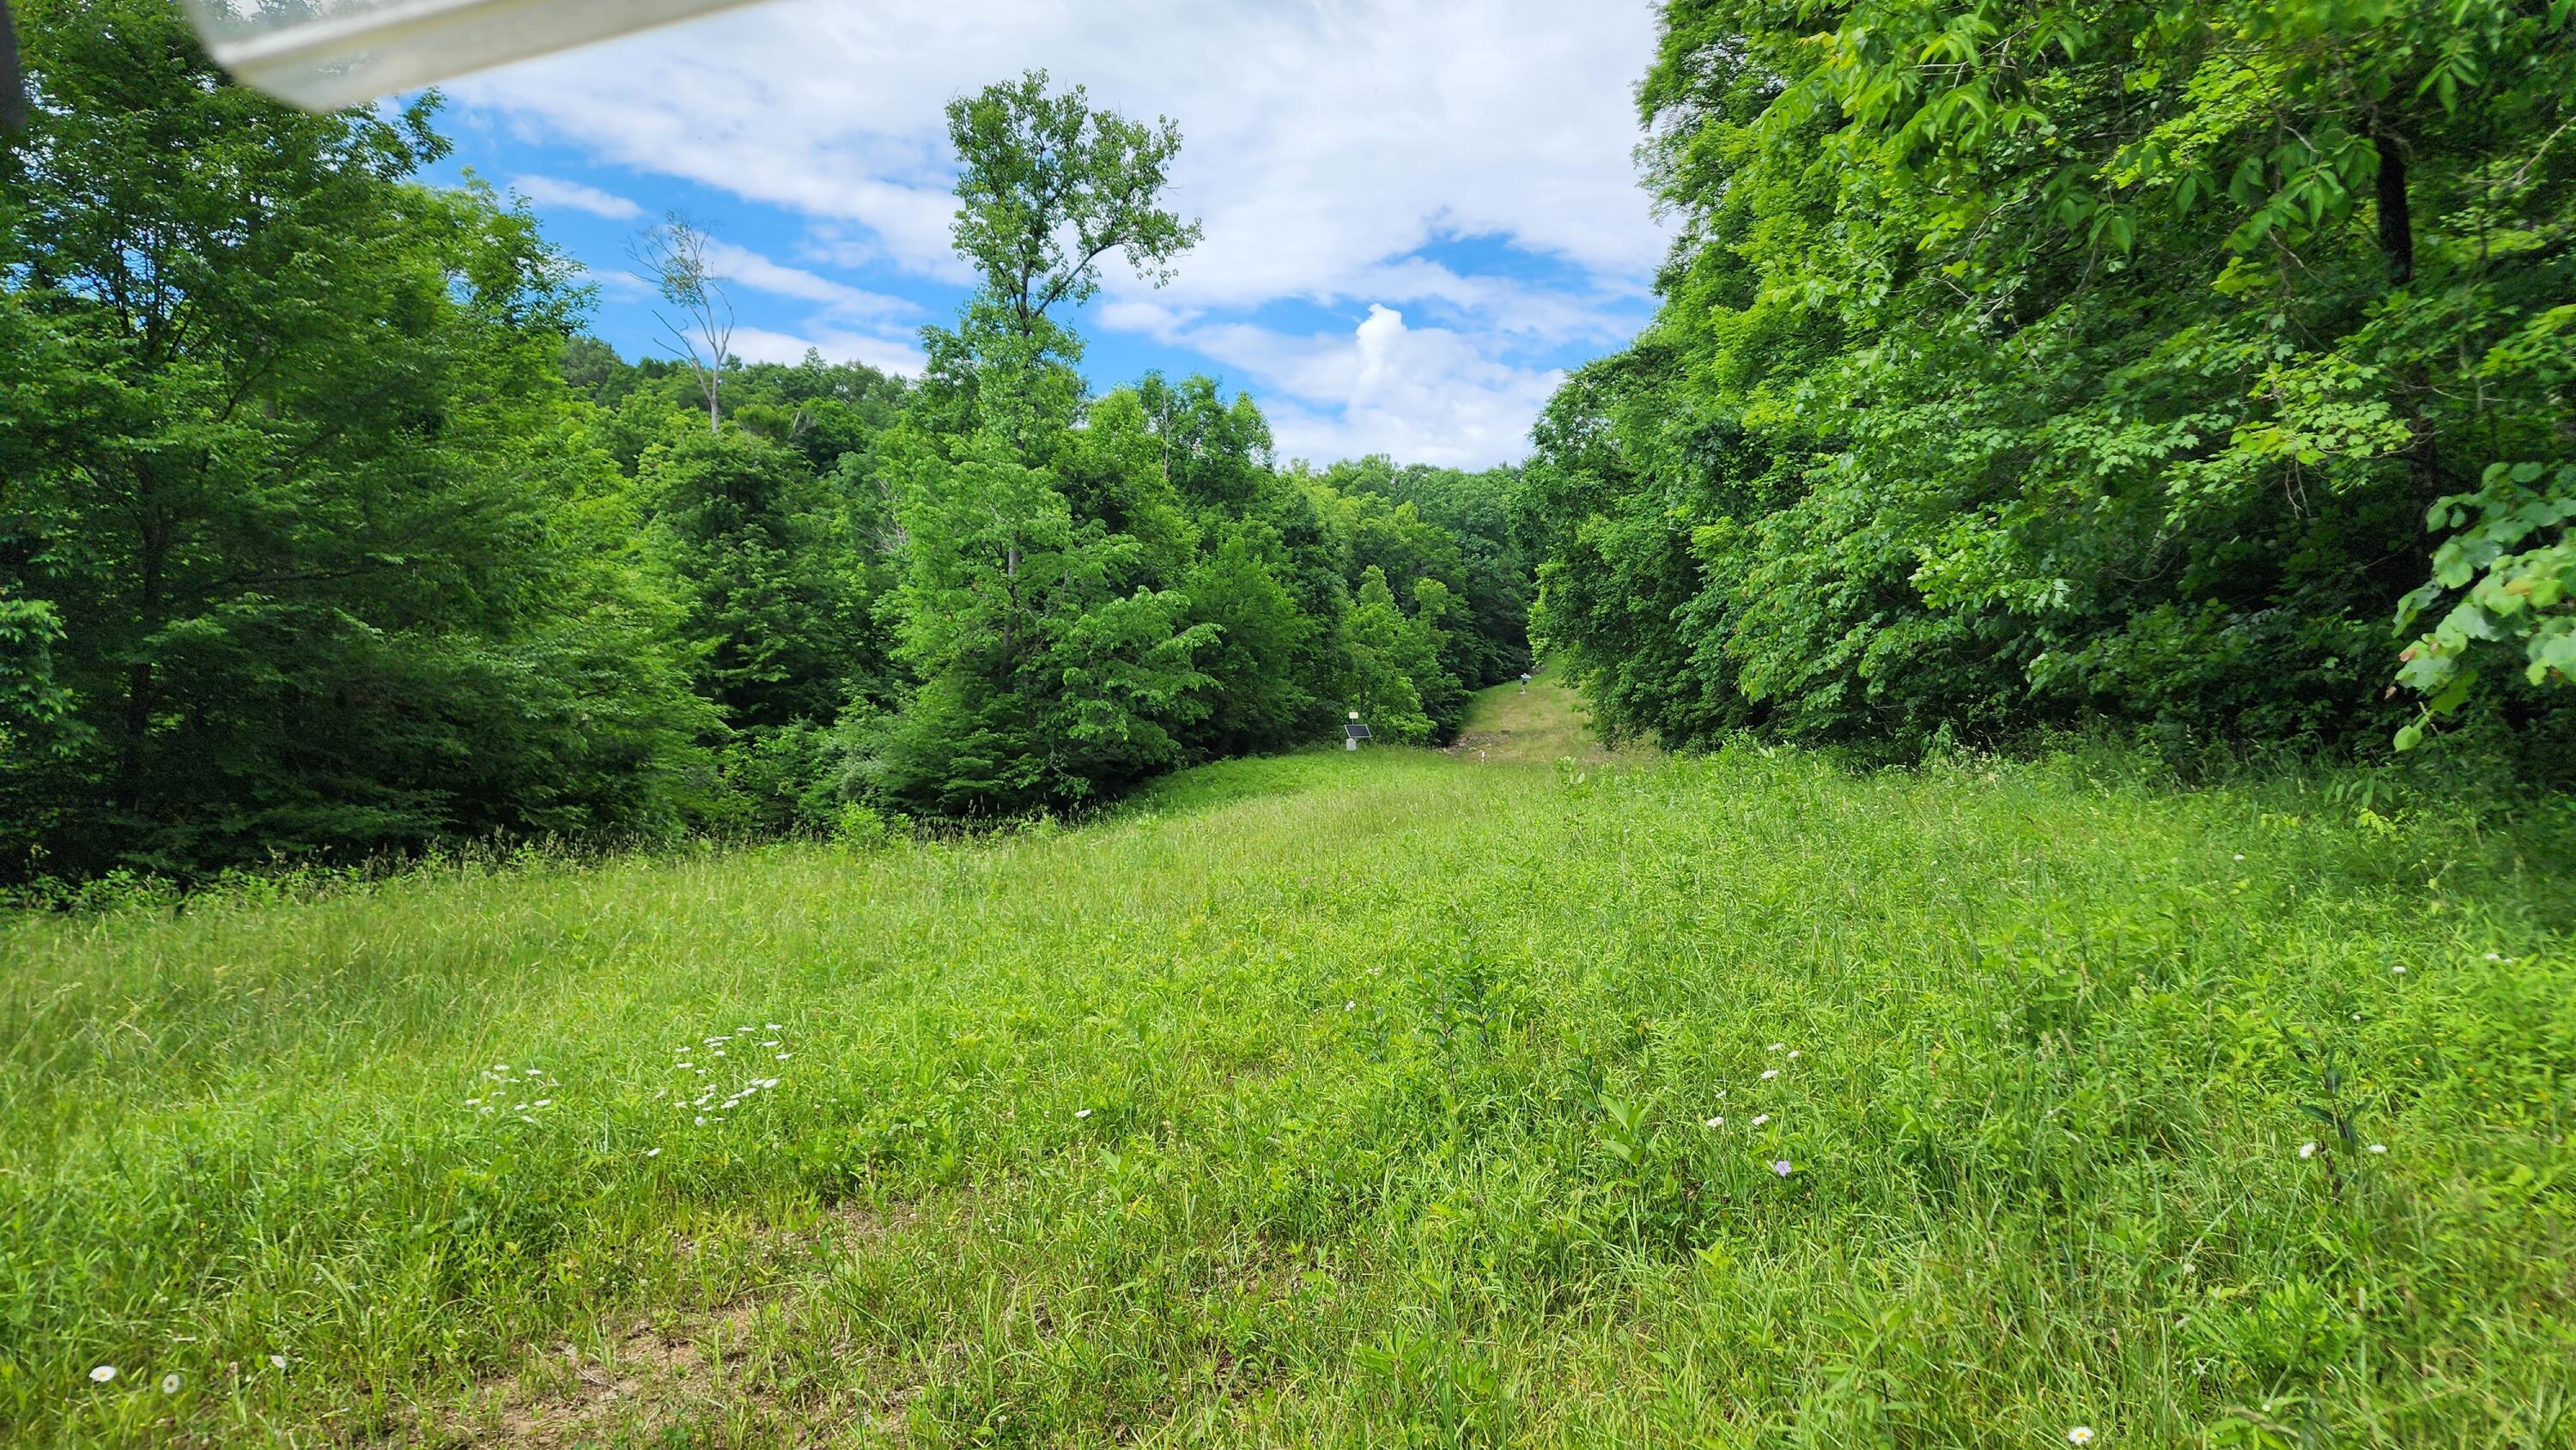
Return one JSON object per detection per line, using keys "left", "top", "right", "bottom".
{"left": 1449, "top": 673, "right": 1655, "bottom": 767}
{"left": 3, "top": 695, "right": 2574, "bottom": 1447}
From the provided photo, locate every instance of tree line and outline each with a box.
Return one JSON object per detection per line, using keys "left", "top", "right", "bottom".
{"left": 1520, "top": 0, "right": 2572, "bottom": 779}
{"left": 0, "top": 2, "right": 1530, "bottom": 886}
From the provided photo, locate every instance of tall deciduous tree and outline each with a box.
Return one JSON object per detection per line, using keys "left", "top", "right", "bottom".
{"left": 0, "top": 0, "right": 711, "bottom": 878}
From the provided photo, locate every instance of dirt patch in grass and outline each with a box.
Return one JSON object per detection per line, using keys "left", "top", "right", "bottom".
{"left": 438, "top": 1200, "right": 927, "bottom": 1447}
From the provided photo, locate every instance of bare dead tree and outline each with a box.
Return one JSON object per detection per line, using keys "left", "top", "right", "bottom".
{"left": 629, "top": 213, "right": 734, "bottom": 433}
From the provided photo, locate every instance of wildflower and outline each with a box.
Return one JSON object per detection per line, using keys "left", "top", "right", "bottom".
{"left": 2368, "top": 1144, "right": 2387, "bottom": 1154}
{"left": 1346, "top": 1000, "right": 1355, "bottom": 1010}
{"left": 763, "top": 1039, "right": 781, "bottom": 1047}
{"left": 1076, "top": 1107, "right": 1093, "bottom": 1119}
{"left": 513, "top": 1103, "right": 527, "bottom": 1112}
{"left": 492, "top": 1064, "right": 509, "bottom": 1072}
{"left": 1752, "top": 1113, "right": 1770, "bottom": 1126}
{"left": 2068, "top": 1429, "right": 2095, "bottom": 1446}
{"left": 2483, "top": 952, "right": 2502, "bottom": 962}
{"left": 465, "top": 1098, "right": 481, "bottom": 1106}
{"left": 2391, "top": 965, "right": 2406, "bottom": 975}
{"left": 777, "top": 1053, "right": 791, "bottom": 1060}
{"left": 532, "top": 1099, "right": 551, "bottom": 1109}
{"left": 2299, "top": 1141, "right": 2319, "bottom": 1159}
{"left": 268, "top": 1356, "right": 288, "bottom": 1370}
{"left": 645, "top": 1148, "right": 661, "bottom": 1158}
{"left": 766, "top": 1022, "right": 781, "bottom": 1030}
{"left": 2233, "top": 853, "right": 2245, "bottom": 862}
{"left": 1787, "top": 1050, "right": 1801, "bottom": 1060}
{"left": 161, "top": 1374, "right": 180, "bottom": 1395}
{"left": 1767, "top": 1043, "right": 1784, "bottom": 1053}
{"left": 1704, "top": 1117, "right": 1723, "bottom": 1128}
{"left": 694, "top": 1115, "right": 707, "bottom": 1125}
{"left": 1771, "top": 1160, "right": 1794, "bottom": 1177}
{"left": 89, "top": 1365, "right": 116, "bottom": 1383}
{"left": 1760, "top": 1069, "right": 1779, "bottom": 1081}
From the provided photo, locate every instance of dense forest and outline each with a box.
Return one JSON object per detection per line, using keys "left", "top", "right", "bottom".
{"left": 0, "top": 3, "right": 1530, "bottom": 886}
{"left": 1520, "top": 0, "right": 2573, "bottom": 774}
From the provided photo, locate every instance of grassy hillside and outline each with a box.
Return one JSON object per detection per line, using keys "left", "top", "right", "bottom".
{"left": 1445, "top": 671, "right": 1654, "bottom": 767}
{"left": 3, "top": 689, "right": 2573, "bottom": 1447}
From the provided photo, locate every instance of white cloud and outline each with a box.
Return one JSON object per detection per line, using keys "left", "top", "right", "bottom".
{"left": 726, "top": 325, "right": 927, "bottom": 377}
{"left": 1185, "top": 306, "right": 1562, "bottom": 469}
{"left": 700, "top": 240, "right": 913, "bottom": 320}
{"left": 510, "top": 173, "right": 644, "bottom": 219}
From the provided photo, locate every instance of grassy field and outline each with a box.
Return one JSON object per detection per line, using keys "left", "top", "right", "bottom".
{"left": 1445, "top": 672, "right": 1655, "bottom": 767}
{"left": 3, "top": 683, "right": 2574, "bottom": 1447}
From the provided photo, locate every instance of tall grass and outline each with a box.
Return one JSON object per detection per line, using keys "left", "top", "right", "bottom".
{"left": 3, "top": 719, "right": 2571, "bottom": 1447}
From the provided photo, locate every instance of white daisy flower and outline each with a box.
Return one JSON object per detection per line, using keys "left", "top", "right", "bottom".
{"left": 1767, "top": 1043, "right": 1784, "bottom": 1053}
{"left": 89, "top": 1365, "right": 116, "bottom": 1383}
{"left": 2299, "top": 1141, "right": 2319, "bottom": 1159}
{"left": 2067, "top": 1429, "right": 2095, "bottom": 1446}
{"left": 645, "top": 1148, "right": 661, "bottom": 1158}
{"left": 161, "top": 1374, "right": 180, "bottom": 1394}
{"left": 268, "top": 1355, "right": 288, "bottom": 1370}
{"left": 2392, "top": 965, "right": 2407, "bottom": 975}
{"left": 2368, "top": 1144, "right": 2387, "bottom": 1154}
{"left": 1760, "top": 1069, "right": 1779, "bottom": 1081}
{"left": 1076, "top": 1107, "right": 1093, "bottom": 1119}
{"left": 1752, "top": 1114, "right": 1770, "bottom": 1126}
{"left": 1704, "top": 1117, "right": 1723, "bottom": 1128}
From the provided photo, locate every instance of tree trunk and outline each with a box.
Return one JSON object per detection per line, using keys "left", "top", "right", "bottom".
{"left": 2372, "top": 125, "right": 2415, "bottom": 287}
{"left": 116, "top": 510, "right": 170, "bottom": 817}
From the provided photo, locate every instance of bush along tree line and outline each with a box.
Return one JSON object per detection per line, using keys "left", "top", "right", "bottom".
{"left": 0, "top": 3, "right": 1531, "bottom": 887}
{"left": 1521, "top": 0, "right": 2573, "bottom": 779}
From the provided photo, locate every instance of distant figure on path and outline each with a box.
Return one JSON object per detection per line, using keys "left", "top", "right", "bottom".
{"left": 1520, "top": 671, "right": 1533, "bottom": 693}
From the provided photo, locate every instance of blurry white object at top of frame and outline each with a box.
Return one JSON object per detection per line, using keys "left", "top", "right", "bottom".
{"left": 178, "top": 0, "right": 775, "bottom": 110}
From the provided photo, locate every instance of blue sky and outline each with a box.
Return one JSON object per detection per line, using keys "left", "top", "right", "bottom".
{"left": 423, "top": 0, "right": 1669, "bottom": 468}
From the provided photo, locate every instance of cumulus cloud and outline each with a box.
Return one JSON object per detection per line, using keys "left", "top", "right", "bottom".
{"left": 453, "top": 0, "right": 1664, "bottom": 464}
{"left": 1187, "top": 306, "right": 1564, "bottom": 469}
{"left": 725, "top": 325, "right": 927, "bottom": 377}
{"left": 509, "top": 173, "right": 644, "bottom": 219}
{"left": 700, "top": 240, "right": 914, "bottom": 320}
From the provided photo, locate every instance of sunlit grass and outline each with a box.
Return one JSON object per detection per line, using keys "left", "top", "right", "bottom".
{"left": 3, "top": 707, "right": 2572, "bottom": 1447}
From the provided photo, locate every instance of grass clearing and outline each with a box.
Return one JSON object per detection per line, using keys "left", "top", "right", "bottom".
{"left": 3, "top": 687, "right": 2574, "bottom": 1447}
{"left": 1447, "top": 673, "right": 1654, "bottom": 767}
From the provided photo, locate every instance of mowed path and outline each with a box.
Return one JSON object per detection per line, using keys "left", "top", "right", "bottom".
{"left": 1444, "top": 669, "right": 1653, "bottom": 767}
